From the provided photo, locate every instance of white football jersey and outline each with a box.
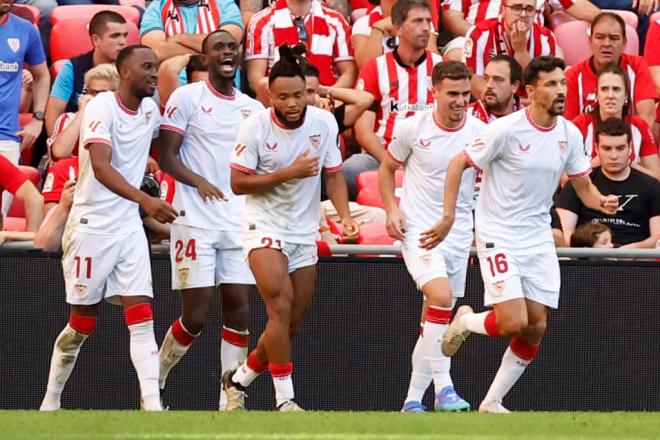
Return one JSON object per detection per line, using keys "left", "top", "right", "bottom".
{"left": 161, "top": 82, "right": 265, "bottom": 230}
{"left": 388, "top": 110, "right": 486, "bottom": 256}
{"left": 230, "top": 106, "right": 343, "bottom": 244}
{"left": 68, "top": 91, "right": 160, "bottom": 234}
{"left": 465, "top": 108, "right": 591, "bottom": 254}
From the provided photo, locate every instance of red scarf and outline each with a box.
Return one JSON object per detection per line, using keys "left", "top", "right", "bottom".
{"left": 161, "top": 0, "right": 220, "bottom": 37}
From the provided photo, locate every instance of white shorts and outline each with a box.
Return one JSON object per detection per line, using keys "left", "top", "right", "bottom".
{"left": 62, "top": 228, "right": 152, "bottom": 305}
{"left": 170, "top": 224, "right": 255, "bottom": 290}
{"left": 241, "top": 230, "right": 318, "bottom": 273}
{"left": 401, "top": 240, "right": 468, "bottom": 298}
{"left": 478, "top": 248, "right": 560, "bottom": 309}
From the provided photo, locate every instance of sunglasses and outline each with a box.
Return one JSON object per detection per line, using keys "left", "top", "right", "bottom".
{"left": 294, "top": 16, "right": 308, "bottom": 43}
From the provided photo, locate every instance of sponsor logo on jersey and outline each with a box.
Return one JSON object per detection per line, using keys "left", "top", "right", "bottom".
{"left": 518, "top": 143, "right": 531, "bottom": 152}
{"left": 0, "top": 60, "right": 19, "bottom": 72}
{"left": 234, "top": 144, "right": 248, "bottom": 156}
{"left": 419, "top": 138, "right": 431, "bottom": 149}
{"left": 266, "top": 142, "right": 278, "bottom": 151}
{"left": 389, "top": 100, "right": 434, "bottom": 113}
{"left": 88, "top": 120, "right": 101, "bottom": 132}
{"left": 240, "top": 108, "right": 252, "bottom": 119}
{"left": 309, "top": 134, "right": 321, "bottom": 149}
{"left": 166, "top": 106, "right": 177, "bottom": 118}
{"left": 201, "top": 106, "right": 212, "bottom": 113}
{"left": 6, "top": 38, "right": 19, "bottom": 53}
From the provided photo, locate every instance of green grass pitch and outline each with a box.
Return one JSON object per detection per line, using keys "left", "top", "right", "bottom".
{"left": 1, "top": 411, "right": 659, "bottom": 440}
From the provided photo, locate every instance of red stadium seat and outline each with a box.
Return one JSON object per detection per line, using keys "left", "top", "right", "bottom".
{"left": 50, "top": 59, "right": 68, "bottom": 78}
{"left": 355, "top": 170, "right": 403, "bottom": 208}
{"left": 356, "top": 222, "right": 395, "bottom": 245}
{"left": 555, "top": 21, "right": 638, "bottom": 66}
{"left": 50, "top": 17, "right": 140, "bottom": 64}
{"left": 356, "top": 185, "right": 383, "bottom": 208}
{"left": 11, "top": 4, "right": 40, "bottom": 26}
{"left": 2, "top": 217, "right": 26, "bottom": 232}
{"left": 6, "top": 166, "right": 41, "bottom": 220}
{"left": 551, "top": 9, "right": 638, "bottom": 30}
{"left": 356, "top": 170, "right": 403, "bottom": 193}
{"left": 51, "top": 5, "right": 141, "bottom": 27}
{"left": 119, "top": 0, "right": 146, "bottom": 7}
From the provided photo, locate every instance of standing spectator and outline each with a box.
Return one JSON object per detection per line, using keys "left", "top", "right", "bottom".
{"left": 0, "top": 154, "right": 43, "bottom": 234}
{"left": 564, "top": 12, "right": 657, "bottom": 127}
{"left": 245, "top": 0, "right": 356, "bottom": 105}
{"left": 643, "top": 18, "right": 660, "bottom": 143}
{"left": 140, "top": 0, "right": 243, "bottom": 63}
{"left": 467, "top": 54, "right": 521, "bottom": 123}
{"left": 348, "top": 0, "right": 442, "bottom": 200}
{"left": 45, "top": 11, "right": 129, "bottom": 136}
{"left": 557, "top": 117, "right": 660, "bottom": 248}
{"left": 571, "top": 63, "right": 660, "bottom": 179}
{"left": 462, "top": 0, "right": 558, "bottom": 98}
{"left": 0, "top": 0, "right": 49, "bottom": 214}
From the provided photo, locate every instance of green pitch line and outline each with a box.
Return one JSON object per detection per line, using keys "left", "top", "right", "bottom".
{"left": 0, "top": 411, "right": 658, "bottom": 440}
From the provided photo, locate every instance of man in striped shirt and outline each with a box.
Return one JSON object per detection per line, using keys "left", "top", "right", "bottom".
{"left": 462, "top": 0, "right": 558, "bottom": 98}
{"left": 347, "top": 0, "right": 443, "bottom": 200}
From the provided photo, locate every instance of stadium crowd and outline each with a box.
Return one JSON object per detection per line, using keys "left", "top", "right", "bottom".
{"left": 0, "top": 0, "right": 659, "bottom": 413}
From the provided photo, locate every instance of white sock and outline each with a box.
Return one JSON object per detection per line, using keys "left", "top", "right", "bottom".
{"left": 462, "top": 311, "right": 491, "bottom": 335}
{"left": 40, "top": 325, "right": 89, "bottom": 411}
{"left": 273, "top": 376, "right": 294, "bottom": 406}
{"left": 484, "top": 347, "right": 530, "bottom": 403}
{"left": 423, "top": 307, "right": 453, "bottom": 394}
{"left": 232, "top": 357, "right": 263, "bottom": 388}
{"left": 219, "top": 327, "right": 248, "bottom": 409}
{"left": 129, "top": 320, "right": 162, "bottom": 411}
{"left": 404, "top": 334, "right": 432, "bottom": 404}
{"left": 158, "top": 321, "right": 196, "bottom": 389}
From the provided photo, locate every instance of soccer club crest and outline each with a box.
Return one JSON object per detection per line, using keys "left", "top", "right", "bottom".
{"left": 6, "top": 38, "right": 19, "bottom": 53}
{"left": 419, "top": 254, "right": 432, "bottom": 267}
{"left": 309, "top": 134, "right": 321, "bottom": 149}
{"left": 240, "top": 108, "right": 252, "bottom": 119}
{"left": 74, "top": 284, "right": 88, "bottom": 299}
{"left": 492, "top": 280, "right": 505, "bottom": 296}
{"left": 558, "top": 140, "right": 568, "bottom": 154}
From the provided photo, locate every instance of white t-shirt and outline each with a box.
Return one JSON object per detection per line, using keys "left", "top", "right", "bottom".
{"left": 388, "top": 111, "right": 486, "bottom": 256}
{"left": 69, "top": 91, "right": 160, "bottom": 234}
{"left": 465, "top": 108, "right": 591, "bottom": 254}
{"left": 161, "top": 81, "right": 265, "bottom": 230}
{"left": 230, "top": 106, "right": 343, "bottom": 244}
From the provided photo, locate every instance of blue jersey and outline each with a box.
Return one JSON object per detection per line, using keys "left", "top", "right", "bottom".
{"left": 0, "top": 13, "right": 46, "bottom": 142}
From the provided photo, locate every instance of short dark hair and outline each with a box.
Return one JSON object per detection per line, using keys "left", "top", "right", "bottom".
{"left": 186, "top": 55, "right": 207, "bottom": 81}
{"left": 596, "top": 117, "right": 632, "bottom": 144}
{"left": 570, "top": 222, "right": 612, "bottom": 248}
{"left": 89, "top": 11, "right": 126, "bottom": 37}
{"left": 301, "top": 59, "right": 319, "bottom": 79}
{"left": 201, "top": 29, "right": 235, "bottom": 53}
{"left": 391, "top": 0, "right": 431, "bottom": 26}
{"left": 486, "top": 54, "right": 522, "bottom": 85}
{"left": 115, "top": 44, "right": 153, "bottom": 71}
{"left": 432, "top": 60, "right": 472, "bottom": 85}
{"left": 593, "top": 63, "right": 631, "bottom": 122}
{"left": 522, "top": 56, "right": 565, "bottom": 87}
{"left": 268, "top": 43, "right": 306, "bottom": 85}
{"left": 591, "top": 12, "right": 626, "bottom": 38}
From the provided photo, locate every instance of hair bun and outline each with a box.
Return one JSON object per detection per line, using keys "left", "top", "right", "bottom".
{"left": 277, "top": 43, "right": 307, "bottom": 64}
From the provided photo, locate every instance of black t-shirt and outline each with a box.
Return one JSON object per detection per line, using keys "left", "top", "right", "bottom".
{"left": 556, "top": 167, "right": 660, "bottom": 246}
{"left": 333, "top": 104, "right": 347, "bottom": 134}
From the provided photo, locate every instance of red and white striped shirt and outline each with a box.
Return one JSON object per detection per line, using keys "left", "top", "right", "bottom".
{"left": 467, "top": 99, "right": 520, "bottom": 123}
{"left": 47, "top": 112, "right": 77, "bottom": 160}
{"left": 571, "top": 113, "right": 659, "bottom": 162}
{"left": 564, "top": 54, "right": 658, "bottom": 121}
{"left": 462, "top": 17, "right": 557, "bottom": 75}
{"left": 356, "top": 49, "right": 443, "bottom": 147}
{"left": 245, "top": 0, "right": 353, "bottom": 86}
{"left": 443, "top": 0, "right": 575, "bottom": 27}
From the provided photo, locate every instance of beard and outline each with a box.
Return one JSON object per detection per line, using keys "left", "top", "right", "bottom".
{"left": 548, "top": 98, "right": 565, "bottom": 116}
{"left": 274, "top": 105, "right": 307, "bottom": 129}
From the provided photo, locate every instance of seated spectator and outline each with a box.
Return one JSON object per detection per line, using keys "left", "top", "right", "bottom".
{"left": 157, "top": 53, "right": 208, "bottom": 111}
{"left": 462, "top": 0, "right": 558, "bottom": 98}
{"left": 349, "top": 0, "right": 442, "bottom": 200}
{"left": 643, "top": 18, "right": 660, "bottom": 143}
{"left": 557, "top": 117, "right": 660, "bottom": 248}
{"left": 245, "top": 0, "right": 356, "bottom": 105}
{"left": 0, "top": 154, "right": 43, "bottom": 236}
{"left": 467, "top": 54, "right": 521, "bottom": 123}
{"left": 441, "top": 0, "right": 599, "bottom": 60}
{"left": 140, "top": 0, "right": 243, "bottom": 62}
{"left": 45, "top": 11, "right": 129, "bottom": 136}
{"left": 572, "top": 63, "right": 660, "bottom": 179}
{"left": 588, "top": 0, "right": 656, "bottom": 50}
{"left": 42, "top": 156, "right": 77, "bottom": 217}
{"left": 564, "top": 12, "right": 657, "bottom": 126}
{"left": 569, "top": 222, "right": 614, "bottom": 247}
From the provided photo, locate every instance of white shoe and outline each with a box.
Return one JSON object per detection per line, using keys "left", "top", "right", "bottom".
{"left": 441, "top": 305, "right": 473, "bottom": 357}
{"left": 221, "top": 369, "right": 247, "bottom": 411}
{"left": 39, "top": 396, "right": 61, "bottom": 412}
{"left": 277, "top": 400, "right": 305, "bottom": 412}
{"left": 478, "top": 399, "right": 511, "bottom": 414}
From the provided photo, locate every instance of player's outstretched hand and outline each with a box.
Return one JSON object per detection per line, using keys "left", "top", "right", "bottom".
{"left": 385, "top": 206, "right": 407, "bottom": 241}
{"left": 288, "top": 149, "right": 320, "bottom": 179}
{"left": 341, "top": 217, "right": 359, "bottom": 243}
{"left": 197, "top": 179, "right": 227, "bottom": 203}
{"left": 599, "top": 194, "right": 619, "bottom": 215}
{"left": 141, "top": 196, "right": 178, "bottom": 223}
{"left": 419, "top": 217, "right": 453, "bottom": 250}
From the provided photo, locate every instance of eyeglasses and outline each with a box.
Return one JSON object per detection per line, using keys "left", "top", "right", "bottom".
{"left": 294, "top": 16, "right": 308, "bottom": 43}
{"left": 503, "top": 4, "right": 537, "bottom": 15}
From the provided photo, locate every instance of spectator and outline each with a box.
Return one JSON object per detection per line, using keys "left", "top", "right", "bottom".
{"left": 140, "top": 0, "right": 243, "bottom": 62}
{"left": 588, "top": 0, "right": 657, "bottom": 50}
{"left": 45, "top": 11, "right": 129, "bottom": 136}
{"left": 557, "top": 117, "right": 660, "bottom": 248}
{"left": 467, "top": 54, "right": 522, "bottom": 123}
{"left": 571, "top": 63, "right": 660, "bottom": 179}
{"left": 351, "top": 0, "right": 439, "bottom": 68}
{"left": 643, "top": 18, "right": 660, "bottom": 143}
{"left": 462, "top": 0, "right": 558, "bottom": 98}
{"left": 551, "top": 205, "right": 567, "bottom": 247}
{"left": 569, "top": 222, "right": 614, "bottom": 247}
{"left": 442, "top": 0, "right": 599, "bottom": 60}
{"left": 156, "top": 53, "right": 208, "bottom": 111}
{"left": 0, "top": 154, "right": 43, "bottom": 235}
{"left": 564, "top": 12, "right": 657, "bottom": 126}
{"left": 349, "top": 0, "right": 442, "bottom": 200}
{"left": 244, "top": 0, "right": 356, "bottom": 105}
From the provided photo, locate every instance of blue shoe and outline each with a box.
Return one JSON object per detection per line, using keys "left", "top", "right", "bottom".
{"left": 434, "top": 386, "right": 470, "bottom": 412}
{"left": 401, "top": 401, "right": 427, "bottom": 413}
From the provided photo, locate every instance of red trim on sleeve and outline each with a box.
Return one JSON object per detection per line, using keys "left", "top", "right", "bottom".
{"left": 83, "top": 138, "right": 112, "bottom": 148}
{"left": 463, "top": 150, "right": 482, "bottom": 173}
{"left": 160, "top": 124, "right": 185, "bottom": 134}
{"left": 323, "top": 164, "right": 343, "bottom": 173}
{"left": 567, "top": 167, "right": 592, "bottom": 179}
{"left": 230, "top": 162, "right": 257, "bottom": 175}
{"left": 386, "top": 148, "right": 405, "bottom": 166}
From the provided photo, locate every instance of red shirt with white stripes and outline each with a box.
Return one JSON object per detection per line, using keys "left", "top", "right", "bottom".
{"left": 356, "top": 49, "right": 443, "bottom": 147}
{"left": 564, "top": 54, "right": 658, "bottom": 121}
{"left": 245, "top": 0, "right": 354, "bottom": 86}
{"left": 443, "top": 0, "right": 575, "bottom": 27}
{"left": 462, "top": 17, "right": 557, "bottom": 75}
{"left": 47, "top": 112, "right": 77, "bottom": 159}
{"left": 571, "top": 113, "right": 659, "bottom": 161}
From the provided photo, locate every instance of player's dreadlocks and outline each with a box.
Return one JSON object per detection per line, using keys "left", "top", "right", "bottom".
{"left": 268, "top": 43, "right": 307, "bottom": 85}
